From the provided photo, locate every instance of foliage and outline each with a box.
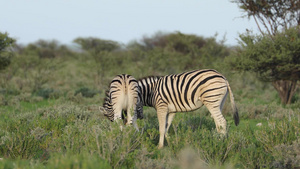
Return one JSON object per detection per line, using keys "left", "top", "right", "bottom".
{"left": 230, "top": 27, "right": 300, "bottom": 82}
{"left": 73, "top": 37, "right": 121, "bottom": 53}
{"left": 272, "top": 139, "right": 300, "bottom": 168}
{"left": 0, "top": 101, "right": 299, "bottom": 169}
{"left": 128, "top": 32, "right": 229, "bottom": 74}
{"left": 34, "top": 88, "right": 61, "bottom": 99}
{"left": 75, "top": 87, "right": 98, "bottom": 98}
{"left": 0, "top": 32, "right": 15, "bottom": 70}
{"left": 231, "top": 0, "right": 300, "bottom": 105}
{"left": 232, "top": 0, "right": 300, "bottom": 36}
{"left": 128, "top": 32, "right": 229, "bottom": 58}
{"left": 0, "top": 152, "right": 111, "bottom": 169}
{"left": 229, "top": 26, "right": 300, "bottom": 104}
{"left": 24, "top": 40, "right": 74, "bottom": 58}
{"left": 73, "top": 37, "right": 123, "bottom": 89}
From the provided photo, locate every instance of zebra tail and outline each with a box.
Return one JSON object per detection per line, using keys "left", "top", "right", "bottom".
{"left": 226, "top": 81, "right": 239, "bottom": 126}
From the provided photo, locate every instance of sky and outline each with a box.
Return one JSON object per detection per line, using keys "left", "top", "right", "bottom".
{"left": 1, "top": 0, "right": 259, "bottom": 46}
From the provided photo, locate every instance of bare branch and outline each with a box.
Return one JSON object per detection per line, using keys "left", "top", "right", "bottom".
{"left": 233, "top": 0, "right": 300, "bottom": 36}
{"left": 253, "top": 15, "right": 265, "bottom": 35}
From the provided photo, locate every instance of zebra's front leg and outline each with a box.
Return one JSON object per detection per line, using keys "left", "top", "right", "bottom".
{"left": 156, "top": 107, "right": 168, "bottom": 149}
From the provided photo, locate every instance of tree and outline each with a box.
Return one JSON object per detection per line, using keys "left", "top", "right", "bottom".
{"left": 25, "top": 40, "right": 73, "bottom": 58}
{"left": 234, "top": 0, "right": 300, "bottom": 36}
{"left": 127, "top": 32, "right": 229, "bottom": 71}
{"left": 231, "top": 0, "right": 300, "bottom": 104}
{"left": 73, "top": 37, "right": 121, "bottom": 54}
{"left": 73, "top": 37, "right": 121, "bottom": 88}
{"left": 0, "top": 32, "right": 15, "bottom": 70}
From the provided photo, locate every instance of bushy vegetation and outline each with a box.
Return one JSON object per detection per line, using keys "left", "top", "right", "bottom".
{"left": 231, "top": 0, "right": 300, "bottom": 105}
{"left": 0, "top": 31, "right": 299, "bottom": 168}
{"left": 229, "top": 27, "right": 300, "bottom": 105}
{"left": 0, "top": 32, "right": 15, "bottom": 70}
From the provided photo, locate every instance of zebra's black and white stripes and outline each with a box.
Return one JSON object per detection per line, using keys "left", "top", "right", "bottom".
{"left": 138, "top": 69, "right": 239, "bottom": 149}
{"left": 102, "top": 74, "right": 143, "bottom": 130}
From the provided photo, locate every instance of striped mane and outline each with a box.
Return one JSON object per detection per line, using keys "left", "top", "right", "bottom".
{"left": 137, "top": 76, "right": 161, "bottom": 81}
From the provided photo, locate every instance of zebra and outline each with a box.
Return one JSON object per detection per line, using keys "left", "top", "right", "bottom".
{"left": 101, "top": 74, "right": 143, "bottom": 130}
{"left": 138, "top": 69, "right": 239, "bottom": 149}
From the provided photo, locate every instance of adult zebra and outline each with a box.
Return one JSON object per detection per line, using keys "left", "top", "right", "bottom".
{"left": 138, "top": 69, "right": 239, "bottom": 149}
{"left": 101, "top": 74, "right": 143, "bottom": 131}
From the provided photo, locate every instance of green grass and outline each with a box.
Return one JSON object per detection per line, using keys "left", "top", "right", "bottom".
{"left": 0, "top": 99, "right": 57, "bottom": 117}
{"left": 0, "top": 152, "right": 111, "bottom": 169}
{"left": 0, "top": 97, "right": 298, "bottom": 169}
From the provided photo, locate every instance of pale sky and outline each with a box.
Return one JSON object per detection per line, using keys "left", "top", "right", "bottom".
{"left": 1, "top": 0, "right": 259, "bottom": 46}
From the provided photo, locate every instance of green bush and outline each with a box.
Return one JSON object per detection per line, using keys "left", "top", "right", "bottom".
{"left": 127, "top": 32, "right": 230, "bottom": 74}
{"left": 272, "top": 139, "right": 300, "bottom": 168}
{"left": 75, "top": 87, "right": 98, "bottom": 98}
{"left": 0, "top": 89, "right": 20, "bottom": 96}
{"left": 0, "top": 32, "right": 15, "bottom": 70}
{"left": 23, "top": 40, "right": 75, "bottom": 58}
{"left": 0, "top": 152, "right": 111, "bottom": 169}
{"left": 34, "top": 88, "right": 56, "bottom": 99}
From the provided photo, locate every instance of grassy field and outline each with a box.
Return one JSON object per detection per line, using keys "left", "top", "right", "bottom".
{"left": 0, "top": 96, "right": 299, "bottom": 169}
{"left": 0, "top": 34, "right": 299, "bottom": 168}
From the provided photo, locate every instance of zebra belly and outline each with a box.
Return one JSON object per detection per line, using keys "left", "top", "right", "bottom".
{"left": 167, "top": 99, "right": 203, "bottom": 113}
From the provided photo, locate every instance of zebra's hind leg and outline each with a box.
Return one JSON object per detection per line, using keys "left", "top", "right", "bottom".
{"left": 202, "top": 87, "right": 228, "bottom": 135}
{"left": 156, "top": 107, "right": 168, "bottom": 149}
{"left": 205, "top": 105, "right": 227, "bottom": 134}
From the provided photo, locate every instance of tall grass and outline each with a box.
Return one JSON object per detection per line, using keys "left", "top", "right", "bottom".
{"left": 0, "top": 99, "right": 299, "bottom": 168}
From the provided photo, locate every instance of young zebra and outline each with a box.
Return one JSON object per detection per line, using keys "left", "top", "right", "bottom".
{"left": 101, "top": 74, "right": 143, "bottom": 130}
{"left": 138, "top": 69, "right": 239, "bottom": 149}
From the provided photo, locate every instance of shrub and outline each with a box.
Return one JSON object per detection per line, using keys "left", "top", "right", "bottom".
{"left": 75, "top": 87, "right": 98, "bottom": 98}
{"left": 0, "top": 32, "right": 15, "bottom": 70}
{"left": 0, "top": 89, "right": 20, "bottom": 96}
{"left": 0, "top": 152, "right": 111, "bottom": 169}
{"left": 34, "top": 88, "right": 61, "bottom": 99}
{"left": 24, "top": 40, "right": 74, "bottom": 58}
{"left": 272, "top": 139, "right": 300, "bottom": 168}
